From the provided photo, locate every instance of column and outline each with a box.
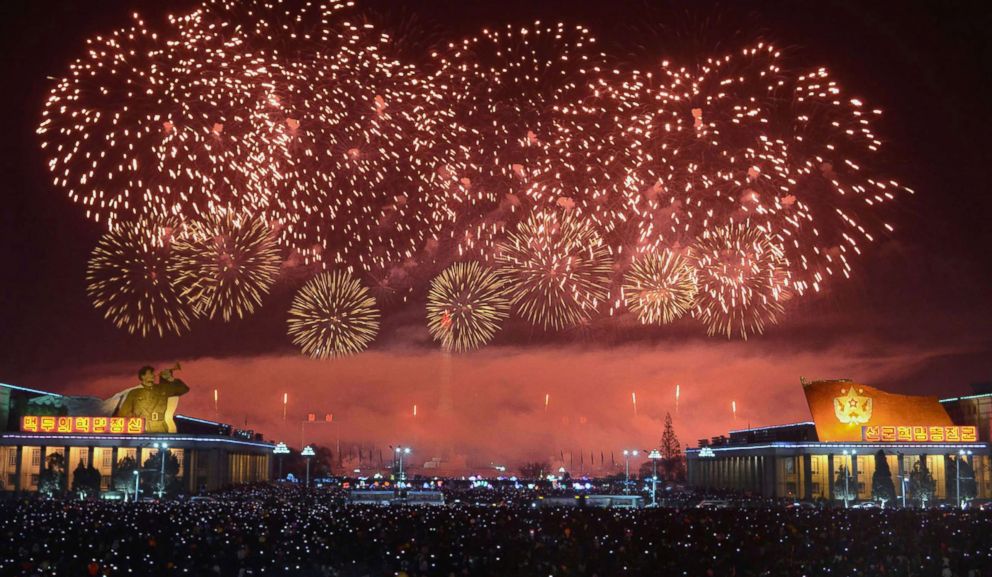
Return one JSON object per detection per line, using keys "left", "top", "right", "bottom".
{"left": 827, "top": 454, "right": 835, "bottom": 499}
{"left": 110, "top": 447, "right": 119, "bottom": 490}
{"left": 753, "top": 457, "right": 761, "bottom": 493}
{"left": 185, "top": 449, "right": 196, "bottom": 493}
{"left": 803, "top": 454, "right": 813, "bottom": 500}
{"left": 897, "top": 454, "right": 906, "bottom": 501}
{"left": 945, "top": 454, "right": 954, "bottom": 502}
{"left": 763, "top": 456, "right": 776, "bottom": 498}
{"left": 850, "top": 454, "right": 859, "bottom": 501}
{"left": 13, "top": 446, "right": 23, "bottom": 493}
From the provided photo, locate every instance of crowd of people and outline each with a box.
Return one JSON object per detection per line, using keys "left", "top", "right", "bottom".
{"left": 2, "top": 483, "right": 990, "bottom": 577}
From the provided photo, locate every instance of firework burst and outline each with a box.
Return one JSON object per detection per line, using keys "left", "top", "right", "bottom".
{"left": 691, "top": 223, "right": 790, "bottom": 339}
{"left": 595, "top": 43, "right": 908, "bottom": 293}
{"left": 623, "top": 250, "right": 697, "bottom": 325}
{"left": 497, "top": 210, "right": 613, "bottom": 330}
{"left": 86, "top": 220, "right": 195, "bottom": 337}
{"left": 426, "top": 262, "right": 510, "bottom": 352}
{"left": 171, "top": 214, "right": 282, "bottom": 321}
{"left": 287, "top": 270, "right": 380, "bottom": 358}
{"left": 44, "top": 3, "right": 910, "bottom": 344}
{"left": 428, "top": 22, "right": 606, "bottom": 258}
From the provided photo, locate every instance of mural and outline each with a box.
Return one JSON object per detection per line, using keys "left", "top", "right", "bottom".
{"left": 1, "top": 364, "right": 189, "bottom": 434}
{"left": 803, "top": 379, "right": 954, "bottom": 442}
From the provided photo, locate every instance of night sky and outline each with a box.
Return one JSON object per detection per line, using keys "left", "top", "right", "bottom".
{"left": 1, "top": 0, "right": 990, "bottom": 467}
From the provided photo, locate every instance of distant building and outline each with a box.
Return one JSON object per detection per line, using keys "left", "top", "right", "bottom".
{"left": 686, "top": 379, "right": 990, "bottom": 501}
{"left": 0, "top": 380, "right": 273, "bottom": 495}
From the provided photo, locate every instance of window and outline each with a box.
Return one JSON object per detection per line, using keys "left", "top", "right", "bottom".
{"left": 30, "top": 474, "right": 39, "bottom": 487}
{"left": 31, "top": 448, "right": 41, "bottom": 467}
{"left": 102, "top": 450, "right": 112, "bottom": 468}
{"left": 7, "top": 450, "right": 15, "bottom": 467}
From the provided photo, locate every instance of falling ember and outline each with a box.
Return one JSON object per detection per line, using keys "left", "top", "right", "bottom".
{"left": 732, "top": 400, "right": 738, "bottom": 422}
{"left": 287, "top": 270, "right": 381, "bottom": 359}
{"left": 283, "top": 393, "right": 288, "bottom": 422}
{"left": 632, "top": 392, "right": 638, "bottom": 416}
{"left": 692, "top": 223, "right": 790, "bottom": 339}
{"left": 497, "top": 210, "right": 613, "bottom": 331}
{"left": 623, "top": 250, "right": 698, "bottom": 325}
{"left": 85, "top": 218, "right": 196, "bottom": 338}
{"left": 426, "top": 262, "right": 510, "bottom": 352}
{"left": 675, "top": 384, "right": 681, "bottom": 414}
{"left": 413, "top": 404, "right": 418, "bottom": 417}
{"left": 171, "top": 215, "right": 281, "bottom": 322}
{"left": 545, "top": 393, "right": 550, "bottom": 412}
{"left": 213, "top": 388, "right": 219, "bottom": 415}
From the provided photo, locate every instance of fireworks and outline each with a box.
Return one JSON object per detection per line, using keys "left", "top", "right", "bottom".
{"left": 496, "top": 210, "right": 613, "bottom": 330}
{"left": 39, "top": 0, "right": 447, "bottom": 271}
{"left": 426, "top": 261, "right": 510, "bottom": 352}
{"left": 623, "top": 250, "right": 697, "bottom": 325}
{"left": 86, "top": 220, "right": 195, "bottom": 337}
{"left": 287, "top": 270, "right": 380, "bottom": 358}
{"left": 37, "top": 12, "right": 269, "bottom": 228}
{"left": 691, "top": 223, "right": 790, "bottom": 339}
{"left": 171, "top": 215, "right": 282, "bottom": 321}
{"left": 428, "top": 22, "right": 605, "bottom": 259}
{"left": 45, "top": 1, "right": 910, "bottom": 345}
{"left": 427, "top": 262, "right": 510, "bottom": 352}
{"left": 594, "top": 44, "right": 907, "bottom": 293}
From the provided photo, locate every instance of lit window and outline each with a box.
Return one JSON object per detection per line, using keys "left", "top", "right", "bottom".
{"left": 31, "top": 448, "right": 41, "bottom": 467}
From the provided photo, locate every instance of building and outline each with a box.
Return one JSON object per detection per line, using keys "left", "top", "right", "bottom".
{"left": 686, "top": 379, "right": 990, "bottom": 501}
{"left": 0, "top": 379, "right": 273, "bottom": 495}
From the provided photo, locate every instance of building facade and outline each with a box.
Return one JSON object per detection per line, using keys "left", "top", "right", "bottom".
{"left": 0, "top": 381, "right": 273, "bottom": 495}
{"left": 687, "top": 379, "right": 991, "bottom": 502}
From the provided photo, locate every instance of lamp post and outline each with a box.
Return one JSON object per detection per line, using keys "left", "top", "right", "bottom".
{"left": 622, "top": 449, "right": 638, "bottom": 495}
{"left": 301, "top": 445, "right": 315, "bottom": 487}
{"left": 395, "top": 446, "right": 411, "bottom": 483}
{"left": 273, "top": 442, "right": 290, "bottom": 480}
{"left": 648, "top": 449, "right": 662, "bottom": 506}
{"left": 901, "top": 474, "right": 908, "bottom": 508}
{"left": 153, "top": 442, "right": 168, "bottom": 499}
{"left": 132, "top": 470, "right": 140, "bottom": 502}
{"left": 957, "top": 449, "right": 973, "bottom": 509}
{"left": 841, "top": 449, "right": 856, "bottom": 508}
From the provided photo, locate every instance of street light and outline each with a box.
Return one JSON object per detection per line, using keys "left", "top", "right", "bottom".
{"left": 394, "top": 446, "right": 411, "bottom": 483}
{"left": 647, "top": 449, "right": 662, "bottom": 506}
{"left": 901, "top": 474, "right": 908, "bottom": 508}
{"left": 841, "top": 449, "right": 856, "bottom": 508}
{"left": 153, "top": 442, "right": 169, "bottom": 499}
{"left": 622, "top": 449, "right": 639, "bottom": 495}
{"left": 957, "top": 449, "right": 974, "bottom": 509}
{"left": 273, "top": 442, "right": 290, "bottom": 480}
{"left": 132, "top": 470, "right": 140, "bottom": 502}
{"left": 301, "top": 445, "right": 316, "bottom": 487}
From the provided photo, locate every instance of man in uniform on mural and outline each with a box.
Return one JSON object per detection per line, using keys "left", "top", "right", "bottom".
{"left": 116, "top": 365, "right": 189, "bottom": 433}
